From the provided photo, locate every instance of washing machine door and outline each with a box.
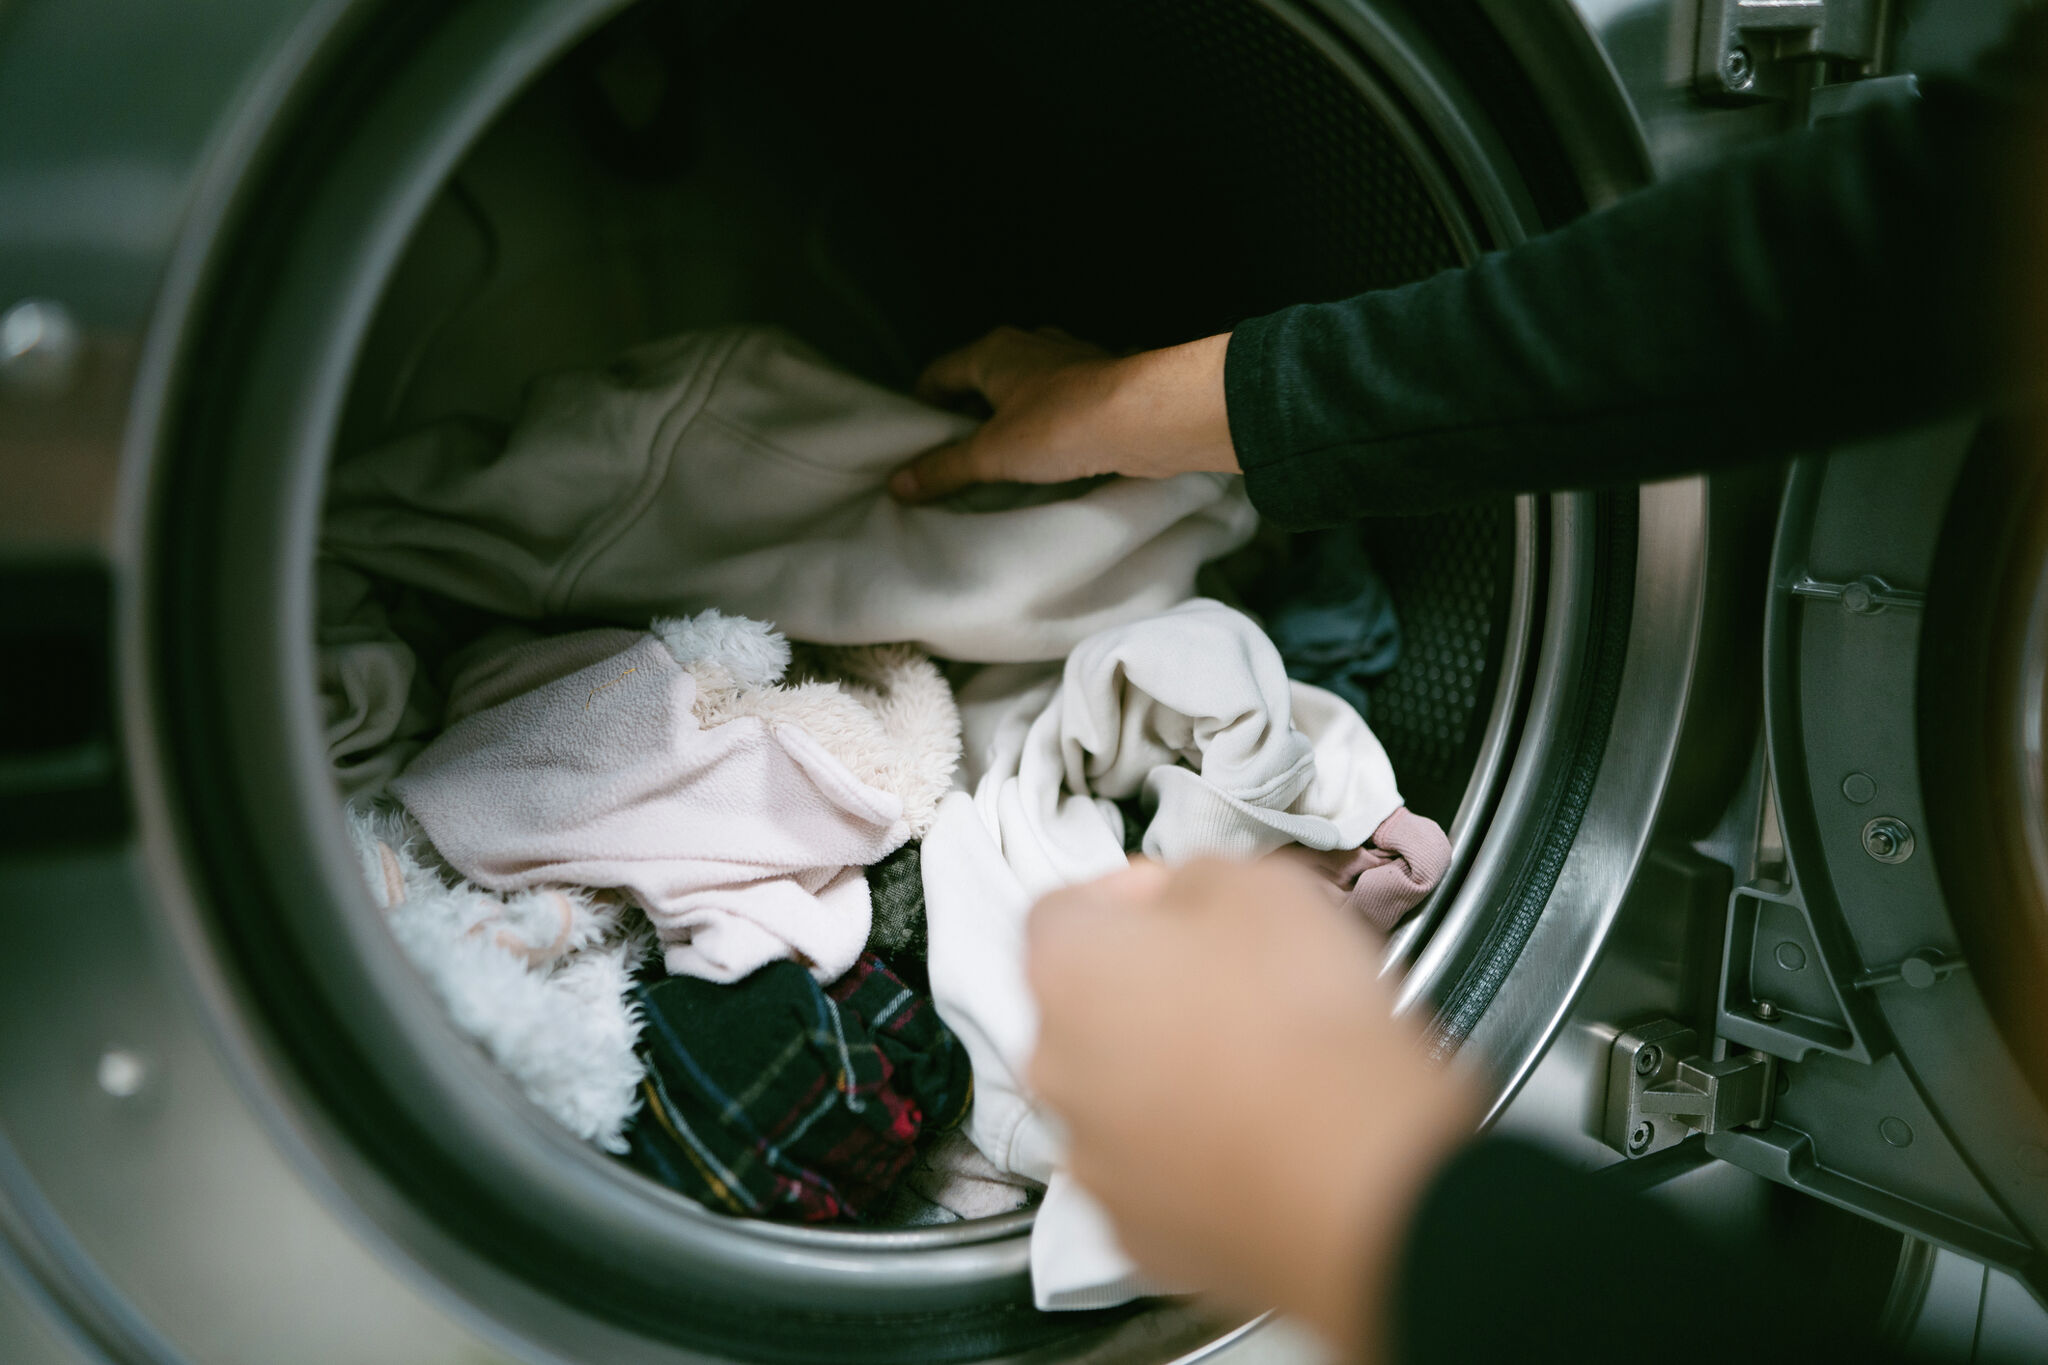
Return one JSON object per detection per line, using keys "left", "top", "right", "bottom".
{"left": 1, "top": 0, "right": 2035, "bottom": 1361}
{"left": 1483, "top": 3, "right": 2048, "bottom": 1338}
{"left": 1694, "top": 426, "right": 2048, "bottom": 1288}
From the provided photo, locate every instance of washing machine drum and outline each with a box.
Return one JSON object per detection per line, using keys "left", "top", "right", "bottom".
{"left": 4, "top": 1, "right": 1708, "bottom": 1361}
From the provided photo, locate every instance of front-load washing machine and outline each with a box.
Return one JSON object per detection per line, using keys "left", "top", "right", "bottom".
{"left": 1, "top": 0, "right": 2044, "bottom": 1360}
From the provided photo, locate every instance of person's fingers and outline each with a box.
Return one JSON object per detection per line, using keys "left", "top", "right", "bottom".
{"left": 1025, "top": 872, "right": 1160, "bottom": 1087}
{"left": 898, "top": 325, "right": 1132, "bottom": 502}
{"left": 915, "top": 325, "right": 1040, "bottom": 406}
{"left": 1028, "top": 877, "right": 1131, "bottom": 986}
{"left": 1090, "top": 857, "right": 1171, "bottom": 901}
{"left": 1153, "top": 857, "right": 1279, "bottom": 923}
{"left": 1024, "top": 912, "right": 1107, "bottom": 1107}
{"left": 889, "top": 435, "right": 1001, "bottom": 503}
{"left": 1026, "top": 860, "right": 1169, "bottom": 968}
{"left": 913, "top": 337, "right": 990, "bottom": 406}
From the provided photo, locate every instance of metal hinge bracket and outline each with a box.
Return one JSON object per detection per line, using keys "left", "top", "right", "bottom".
{"left": 1789, "top": 571, "right": 1924, "bottom": 614}
{"left": 1696, "top": 0, "right": 1888, "bottom": 104}
{"left": 1852, "top": 947, "right": 1966, "bottom": 991}
{"left": 1605, "top": 1020, "right": 1778, "bottom": 1159}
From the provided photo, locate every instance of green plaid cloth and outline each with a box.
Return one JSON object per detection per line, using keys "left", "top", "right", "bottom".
{"left": 625, "top": 953, "right": 972, "bottom": 1222}
{"left": 864, "top": 841, "right": 927, "bottom": 960}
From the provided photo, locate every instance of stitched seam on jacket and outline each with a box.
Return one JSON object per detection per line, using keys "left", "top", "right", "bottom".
{"left": 551, "top": 328, "right": 752, "bottom": 615}
{"left": 693, "top": 408, "right": 905, "bottom": 483}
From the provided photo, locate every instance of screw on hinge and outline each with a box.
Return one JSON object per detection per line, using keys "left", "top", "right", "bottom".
{"left": 1724, "top": 45, "right": 1756, "bottom": 91}
{"left": 1628, "top": 1121, "right": 1656, "bottom": 1154}
{"left": 1862, "top": 816, "right": 1915, "bottom": 863}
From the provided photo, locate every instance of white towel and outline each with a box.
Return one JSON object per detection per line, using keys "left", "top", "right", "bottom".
{"left": 324, "top": 326, "right": 1258, "bottom": 663}
{"left": 922, "top": 600, "right": 1406, "bottom": 1309}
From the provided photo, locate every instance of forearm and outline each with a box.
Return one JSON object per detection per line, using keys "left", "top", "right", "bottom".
{"left": 1226, "top": 11, "right": 2048, "bottom": 528}
{"left": 1100, "top": 332, "right": 1240, "bottom": 479}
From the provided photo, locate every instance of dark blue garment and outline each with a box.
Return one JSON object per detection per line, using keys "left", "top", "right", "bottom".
{"left": 1262, "top": 529, "right": 1400, "bottom": 718}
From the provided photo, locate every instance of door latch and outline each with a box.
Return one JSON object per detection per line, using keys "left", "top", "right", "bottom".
{"left": 1696, "top": 0, "right": 1887, "bottom": 104}
{"left": 1605, "top": 1020, "right": 1777, "bottom": 1160}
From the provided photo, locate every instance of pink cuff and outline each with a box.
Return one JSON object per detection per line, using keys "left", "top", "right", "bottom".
{"left": 1288, "top": 807, "right": 1453, "bottom": 933}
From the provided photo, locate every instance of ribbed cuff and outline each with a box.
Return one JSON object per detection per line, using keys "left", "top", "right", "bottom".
{"left": 1224, "top": 308, "right": 1319, "bottom": 531}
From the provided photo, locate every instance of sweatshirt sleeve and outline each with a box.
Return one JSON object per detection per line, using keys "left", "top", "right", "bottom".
{"left": 1225, "top": 8, "right": 2048, "bottom": 527}
{"left": 1392, "top": 1138, "right": 1908, "bottom": 1365}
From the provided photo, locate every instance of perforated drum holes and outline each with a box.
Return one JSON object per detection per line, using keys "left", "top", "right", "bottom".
{"left": 1365, "top": 504, "right": 1511, "bottom": 819}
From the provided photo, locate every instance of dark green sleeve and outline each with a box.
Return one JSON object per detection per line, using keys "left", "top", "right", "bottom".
{"left": 1225, "top": 10, "right": 2048, "bottom": 528}
{"left": 1392, "top": 1139, "right": 1904, "bottom": 1365}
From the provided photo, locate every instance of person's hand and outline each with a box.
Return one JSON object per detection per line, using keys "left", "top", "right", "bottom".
{"left": 1025, "top": 858, "right": 1481, "bottom": 1362}
{"left": 888, "top": 326, "right": 1240, "bottom": 502}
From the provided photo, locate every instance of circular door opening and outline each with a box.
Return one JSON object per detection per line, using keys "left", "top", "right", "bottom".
{"left": 138, "top": 0, "right": 1645, "bottom": 1359}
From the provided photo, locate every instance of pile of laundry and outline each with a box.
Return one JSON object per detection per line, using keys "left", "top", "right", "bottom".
{"left": 316, "top": 325, "right": 1448, "bottom": 1310}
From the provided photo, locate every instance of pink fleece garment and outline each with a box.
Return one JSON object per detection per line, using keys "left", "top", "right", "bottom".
{"left": 1287, "top": 807, "right": 1453, "bottom": 932}
{"left": 391, "top": 632, "right": 909, "bottom": 984}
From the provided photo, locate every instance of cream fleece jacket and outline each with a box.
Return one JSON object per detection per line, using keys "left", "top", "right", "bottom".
{"left": 317, "top": 561, "right": 435, "bottom": 800}
{"left": 324, "top": 326, "right": 1257, "bottom": 663}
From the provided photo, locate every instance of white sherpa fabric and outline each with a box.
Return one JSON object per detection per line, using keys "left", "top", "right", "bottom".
{"left": 779, "top": 640, "right": 963, "bottom": 839}
{"left": 650, "top": 607, "right": 791, "bottom": 689}
{"left": 345, "top": 803, "right": 646, "bottom": 1152}
{"left": 323, "top": 325, "right": 1257, "bottom": 663}
{"left": 921, "top": 599, "right": 1406, "bottom": 1310}
{"left": 651, "top": 613, "right": 961, "bottom": 837}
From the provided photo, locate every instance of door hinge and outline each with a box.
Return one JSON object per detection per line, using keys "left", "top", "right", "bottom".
{"left": 1605, "top": 1020, "right": 1778, "bottom": 1159}
{"left": 1852, "top": 947, "right": 1966, "bottom": 991}
{"left": 1695, "top": 0, "right": 1890, "bottom": 104}
{"left": 1789, "top": 571, "right": 1924, "bottom": 614}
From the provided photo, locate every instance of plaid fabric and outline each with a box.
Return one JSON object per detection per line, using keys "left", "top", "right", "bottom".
{"left": 625, "top": 953, "right": 973, "bottom": 1223}
{"left": 864, "top": 841, "right": 926, "bottom": 959}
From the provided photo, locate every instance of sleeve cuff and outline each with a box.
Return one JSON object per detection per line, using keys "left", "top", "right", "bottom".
{"left": 1223, "top": 308, "right": 1319, "bottom": 531}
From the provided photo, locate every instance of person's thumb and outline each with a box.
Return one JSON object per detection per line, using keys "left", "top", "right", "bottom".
{"left": 889, "top": 435, "right": 998, "bottom": 503}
